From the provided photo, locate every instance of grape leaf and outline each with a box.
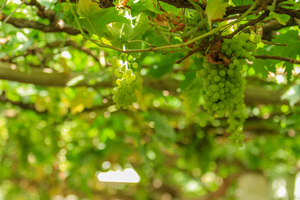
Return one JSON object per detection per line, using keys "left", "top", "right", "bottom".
{"left": 180, "top": 77, "right": 202, "bottom": 117}
{"left": 272, "top": 30, "right": 300, "bottom": 81}
{"left": 205, "top": 0, "right": 228, "bottom": 28}
{"left": 78, "top": 5, "right": 128, "bottom": 38}
{"left": 251, "top": 59, "right": 275, "bottom": 78}
{"left": 107, "top": 13, "right": 149, "bottom": 49}
{"left": 272, "top": 30, "right": 300, "bottom": 59}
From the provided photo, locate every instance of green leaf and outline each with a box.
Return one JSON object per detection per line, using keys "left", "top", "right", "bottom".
{"left": 180, "top": 71, "right": 196, "bottom": 90}
{"left": 205, "top": 0, "right": 228, "bottom": 28}
{"left": 159, "top": 2, "right": 179, "bottom": 14}
{"left": 251, "top": 59, "right": 271, "bottom": 78}
{"left": 63, "top": 3, "right": 72, "bottom": 12}
{"left": 180, "top": 77, "right": 202, "bottom": 117}
{"left": 284, "top": 62, "right": 293, "bottom": 83}
{"left": 269, "top": 12, "right": 290, "bottom": 25}
{"left": 187, "top": 0, "right": 205, "bottom": 14}
{"left": 281, "top": 85, "right": 300, "bottom": 106}
{"left": 146, "top": 53, "right": 182, "bottom": 79}
{"left": 232, "top": 0, "right": 253, "bottom": 6}
{"left": 145, "top": 112, "right": 176, "bottom": 141}
{"left": 272, "top": 30, "right": 300, "bottom": 59}
{"left": 128, "top": 0, "right": 162, "bottom": 17}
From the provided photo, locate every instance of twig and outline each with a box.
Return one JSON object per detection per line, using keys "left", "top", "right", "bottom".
{"left": 224, "top": 11, "right": 270, "bottom": 39}
{"left": 65, "top": 40, "right": 99, "bottom": 61}
{"left": 176, "top": 3, "right": 258, "bottom": 63}
{"left": 254, "top": 55, "right": 300, "bottom": 64}
{"left": 24, "top": 0, "right": 45, "bottom": 12}
{"left": 261, "top": 40, "right": 287, "bottom": 46}
{"left": 0, "top": 0, "right": 8, "bottom": 12}
{"left": 0, "top": 14, "right": 82, "bottom": 35}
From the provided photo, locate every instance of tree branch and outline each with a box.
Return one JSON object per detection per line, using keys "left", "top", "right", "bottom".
{"left": 0, "top": 62, "right": 110, "bottom": 88}
{"left": 0, "top": 39, "right": 99, "bottom": 63}
{"left": 262, "top": 20, "right": 298, "bottom": 40}
{"left": 254, "top": 55, "right": 300, "bottom": 64}
{"left": 0, "top": 62, "right": 293, "bottom": 106}
{"left": 0, "top": 91, "right": 45, "bottom": 113}
{"left": 1, "top": 14, "right": 81, "bottom": 35}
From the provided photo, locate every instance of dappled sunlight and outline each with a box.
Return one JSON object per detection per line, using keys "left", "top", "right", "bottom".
{"left": 97, "top": 168, "right": 140, "bottom": 183}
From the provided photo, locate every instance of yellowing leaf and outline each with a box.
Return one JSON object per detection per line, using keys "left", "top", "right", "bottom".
{"left": 71, "top": 103, "right": 85, "bottom": 114}
{"left": 77, "top": 0, "right": 101, "bottom": 18}
{"left": 59, "top": 57, "right": 70, "bottom": 77}
{"left": 205, "top": 0, "right": 228, "bottom": 28}
{"left": 269, "top": 11, "right": 290, "bottom": 25}
{"left": 34, "top": 95, "right": 48, "bottom": 112}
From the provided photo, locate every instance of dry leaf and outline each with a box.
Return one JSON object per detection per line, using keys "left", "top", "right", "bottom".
{"left": 206, "top": 41, "right": 231, "bottom": 66}
{"left": 154, "top": 14, "right": 169, "bottom": 27}
{"left": 169, "top": 23, "right": 185, "bottom": 32}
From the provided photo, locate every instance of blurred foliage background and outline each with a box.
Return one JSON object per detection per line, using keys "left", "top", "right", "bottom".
{"left": 1, "top": 0, "right": 300, "bottom": 200}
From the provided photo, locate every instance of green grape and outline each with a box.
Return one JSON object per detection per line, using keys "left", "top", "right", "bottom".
{"left": 224, "top": 39, "right": 230, "bottom": 44}
{"left": 212, "top": 92, "right": 220, "bottom": 99}
{"left": 227, "top": 69, "right": 234, "bottom": 76}
{"left": 214, "top": 75, "right": 221, "bottom": 82}
{"left": 254, "top": 35, "right": 261, "bottom": 44}
{"left": 212, "top": 103, "right": 218, "bottom": 111}
{"left": 219, "top": 70, "right": 226, "bottom": 76}
{"left": 200, "top": 121, "right": 207, "bottom": 127}
{"left": 132, "top": 62, "right": 138, "bottom": 69}
{"left": 210, "top": 69, "right": 218, "bottom": 76}
{"left": 221, "top": 43, "right": 228, "bottom": 51}
{"left": 233, "top": 59, "right": 240, "bottom": 66}
{"left": 199, "top": 68, "right": 208, "bottom": 77}
{"left": 116, "top": 79, "right": 122, "bottom": 85}
{"left": 211, "top": 84, "right": 219, "bottom": 92}
{"left": 114, "top": 69, "right": 121, "bottom": 77}
{"left": 108, "top": 56, "right": 117, "bottom": 64}
{"left": 225, "top": 48, "right": 232, "bottom": 57}
{"left": 248, "top": 56, "right": 255, "bottom": 62}
{"left": 228, "top": 63, "right": 235, "bottom": 69}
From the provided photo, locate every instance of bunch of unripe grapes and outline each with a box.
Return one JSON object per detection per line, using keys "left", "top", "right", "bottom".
{"left": 197, "top": 33, "right": 261, "bottom": 142}
{"left": 108, "top": 57, "right": 142, "bottom": 109}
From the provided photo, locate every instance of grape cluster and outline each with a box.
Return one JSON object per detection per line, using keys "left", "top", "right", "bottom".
{"left": 109, "top": 57, "right": 142, "bottom": 109}
{"left": 197, "top": 33, "right": 261, "bottom": 143}
{"left": 197, "top": 60, "right": 245, "bottom": 117}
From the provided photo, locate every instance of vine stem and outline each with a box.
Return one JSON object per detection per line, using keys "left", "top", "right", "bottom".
{"left": 1, "top": 1, "right": 25, "bottom": 25}
{"left": 67, "top": 0, "right": 257, "bottom": 53}
{"left": 255, "top": 55, "right": 300, "bottom": 64}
